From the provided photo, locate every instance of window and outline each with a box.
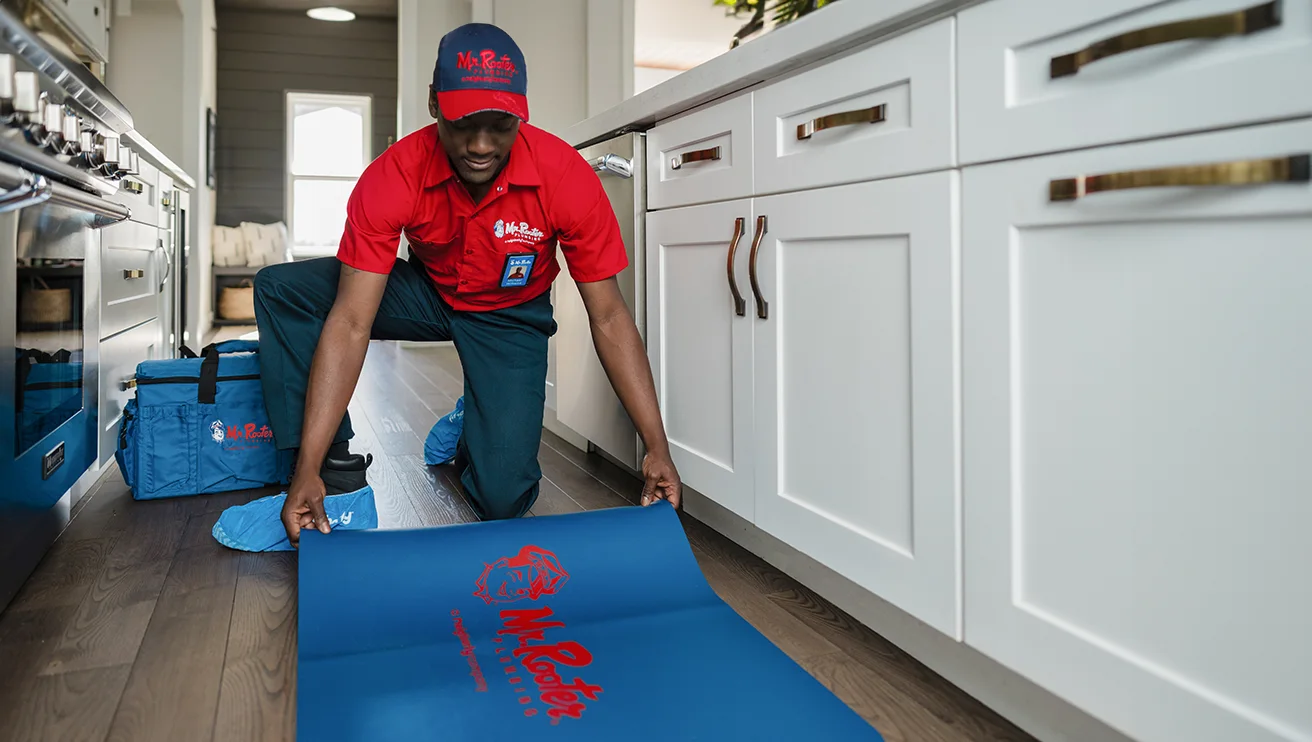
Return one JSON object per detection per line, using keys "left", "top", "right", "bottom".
{"left": 285, "top": 92, "right": 372, "bottom": 257}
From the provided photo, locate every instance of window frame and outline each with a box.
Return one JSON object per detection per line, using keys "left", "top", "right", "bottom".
{"left": 284, "top": 90, "right": 373, "bottom": 258}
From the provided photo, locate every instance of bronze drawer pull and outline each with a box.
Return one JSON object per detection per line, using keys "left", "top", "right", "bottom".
{"left": 122, "top": 179, "right": 144, "bottom": 194}
{"left": 726, "top": 217, "right": 747, "bottom": 317}
{"left": 1049, "top": 0, "right": 1281, "bottom": 79}
{"left": 670, "top": 145, "right": 721, "bottom": 170}
{"left": 1049, "top": 154, "right": 1309, "bottom": 201}
{"left": 123, "top": 268, "right": 145, "bottom": 279}
{"left": 748, "top": 215, "right": 768, "bottom": 320}
{"left": 797, "top": 104, "right": 887, "bottom": 140}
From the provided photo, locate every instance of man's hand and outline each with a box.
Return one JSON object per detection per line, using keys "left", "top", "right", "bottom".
{"left": 282, "top": 471, "right": 330, "bottom": 548}
{"left": 640, "top": 450, "right": 682, "bottom": 509}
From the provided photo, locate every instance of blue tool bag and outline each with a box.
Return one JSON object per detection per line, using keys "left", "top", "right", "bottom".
{"left": 116, "top": 339, "right": 293, "bottom": 500}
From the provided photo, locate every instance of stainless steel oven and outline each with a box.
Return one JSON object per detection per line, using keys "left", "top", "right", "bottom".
{"left": 0, "top": 2, "right": 135, "bottom": 610}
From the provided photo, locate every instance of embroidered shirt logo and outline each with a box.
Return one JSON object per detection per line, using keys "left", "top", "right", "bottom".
{"left": 492, "top": 218, "right": 545, "bottom": 246}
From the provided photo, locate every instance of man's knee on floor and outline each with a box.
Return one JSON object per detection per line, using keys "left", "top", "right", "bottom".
{"left": 462, "top": 467, "right": 537, "bottom": 520}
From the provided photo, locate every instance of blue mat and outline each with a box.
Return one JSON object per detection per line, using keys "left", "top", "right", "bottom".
{"left": 297, "top": 502, "right": 884, "bottom": 741}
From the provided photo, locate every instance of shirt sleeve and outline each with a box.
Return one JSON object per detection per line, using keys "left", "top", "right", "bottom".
{"left": 553, "top": 152, "right": 629, "bottom": 283}
{"left": 336, "top": 147, "right": 417, "bottom": 275}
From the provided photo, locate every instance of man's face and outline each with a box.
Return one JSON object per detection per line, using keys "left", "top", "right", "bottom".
{"left": 430, "top": 89, "right": 519, "bottom": 186}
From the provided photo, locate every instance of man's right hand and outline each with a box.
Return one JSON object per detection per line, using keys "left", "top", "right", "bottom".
{"left": 282, "top": 471, "right": 330, "bottom": 548}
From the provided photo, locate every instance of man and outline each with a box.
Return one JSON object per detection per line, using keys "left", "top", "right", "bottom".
{"left": 253, "top": 22, "right": 681, "bottom": 546}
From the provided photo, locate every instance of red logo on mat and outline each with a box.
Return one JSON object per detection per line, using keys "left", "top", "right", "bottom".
{"left": 474, "top": 545, "right": 569, "bottom": 605}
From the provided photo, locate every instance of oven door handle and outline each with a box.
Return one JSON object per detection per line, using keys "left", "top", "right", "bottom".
{"left": 48, "top": 180, "right": 131, "bottom": 227}
{"left": 0, "top": 160, "right": 130, "bottom": 225}
{"left": 0, "top": 172, "right": 53, "bottom": 214}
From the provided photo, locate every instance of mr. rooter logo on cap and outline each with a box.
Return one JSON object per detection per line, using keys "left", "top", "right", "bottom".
{"left": 455, "top": 49, "right": 519, "bottom": 83}
{"left": 468, "top": 545, "right": 603, "bottom": 725}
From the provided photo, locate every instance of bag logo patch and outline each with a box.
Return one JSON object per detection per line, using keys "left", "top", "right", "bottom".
{"left": 213, "top": 420, "right": 275, "bottom": 450}
{"left": 210, "top": 419, "right": 226, "bottom": 443}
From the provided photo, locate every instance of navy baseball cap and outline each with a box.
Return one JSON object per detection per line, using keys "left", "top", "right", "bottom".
{"left": 433, "top": 23, "right": 529, "bottom": 122}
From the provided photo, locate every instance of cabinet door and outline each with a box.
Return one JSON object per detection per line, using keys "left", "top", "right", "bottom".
{"left": 962, "top": 120, "right": 1312, "bottom": 742}
{"left": 647, "top": 199, "right": 755, "bottom": 520}
{"left": 752, "top": 173, "right": 961, "bottom": 637}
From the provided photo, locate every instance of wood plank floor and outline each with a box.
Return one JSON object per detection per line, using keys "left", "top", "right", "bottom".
{"left": 0, "top": 341, "right": 1035, "bottom": 742}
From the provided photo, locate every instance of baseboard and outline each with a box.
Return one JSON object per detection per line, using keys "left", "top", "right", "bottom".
{"left": 681, "top": 490, "right": 1137, "bottom": 742}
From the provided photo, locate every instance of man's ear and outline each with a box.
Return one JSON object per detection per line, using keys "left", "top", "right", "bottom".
{"left": 428, "top": 87, "right": 439, "bottom": 119}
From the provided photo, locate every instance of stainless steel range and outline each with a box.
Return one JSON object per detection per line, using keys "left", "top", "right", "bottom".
{"left": 0, "top": 2, "right": 140, "bottom": 610}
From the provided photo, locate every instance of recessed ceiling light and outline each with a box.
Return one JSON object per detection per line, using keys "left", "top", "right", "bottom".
{"left": 307, "top": 6, "right": 355, "bottom": 21}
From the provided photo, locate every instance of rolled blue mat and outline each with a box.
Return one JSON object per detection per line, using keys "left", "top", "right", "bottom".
{"left": 213, "top": 486, "right": 378, "bottom": 552}
{"left": 297, "top": 502, "right": 884, "bottom": 741}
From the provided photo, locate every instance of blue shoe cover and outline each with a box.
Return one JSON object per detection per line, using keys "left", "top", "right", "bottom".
{"left": 424, "top": 396, "right": 464, "bottom": 465}
{"left": 212, "top": 485, "right": 379, "bottom": 552}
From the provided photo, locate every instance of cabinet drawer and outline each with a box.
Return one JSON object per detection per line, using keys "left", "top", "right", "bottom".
{"left": 101, "top": 221, "right": 159, "bottom": 339}
{"left": 753, "top": 17, "right": 955, "bottom": 195}
{"left": 962, "top": 119, "right": 1312, "bottom": 742}
{"left": 115, "top": 159, "right": 160, "bottom": 227}
{"left": 647, "top": 92, "right": 753, "bottom": 210}
{"left": 99, "top": 317, "right": 159, "bottom": 467}
{"left": 958, "top": 0, "right": 1312, "bottom": 165}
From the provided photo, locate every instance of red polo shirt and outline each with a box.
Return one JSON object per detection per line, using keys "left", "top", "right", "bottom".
{"left": 337, "top": 122, "right": 627, "bottom": 312}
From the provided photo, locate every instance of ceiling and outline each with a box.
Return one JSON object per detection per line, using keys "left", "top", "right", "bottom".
{"left": 214, "top": 0, "right": 398, "bottom": 18}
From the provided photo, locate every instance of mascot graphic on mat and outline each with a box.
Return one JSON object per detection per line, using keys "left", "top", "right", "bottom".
{"left": 474, "top": 545, "right": 569, "bottom": 605}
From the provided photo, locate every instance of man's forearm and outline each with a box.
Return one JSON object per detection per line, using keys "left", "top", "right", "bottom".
{"left": 589, "top": 308, "right": 670, "bottom": 456}
{"left": 296, "top": 311, "right": 372, "bottom": 474}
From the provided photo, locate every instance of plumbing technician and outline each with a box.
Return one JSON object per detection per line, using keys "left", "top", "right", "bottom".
{"left": 253, "top": 22, "right": 682, "bottom": 545}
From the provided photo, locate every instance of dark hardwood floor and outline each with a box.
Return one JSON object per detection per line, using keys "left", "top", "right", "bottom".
{"left": 0, "top": 341, "right": 1035, "bottom": 742}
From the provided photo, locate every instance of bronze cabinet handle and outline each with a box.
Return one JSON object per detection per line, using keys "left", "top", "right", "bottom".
{"left": 796, "top": 104, "right": 887, "bottom": 140}
{"left": 122, "top": 179, "right": 144, "bottom": 194}
{"left": 1049, "top": 1, "right": 1281, "bottom": 79}
{"left": 726, "top": 217, "right": 747, "bottom": 317}
{"left": 123, "top": 268, "right": 145, "bottom": 279}
{"left": 1049, "top": 154, "right": 1309, "bottom": 201}
{"left": 670, "top": 145, "right": 722, "bottom": 170}
{"left": 748, "top": 215, "right": 768, "bottom": 320}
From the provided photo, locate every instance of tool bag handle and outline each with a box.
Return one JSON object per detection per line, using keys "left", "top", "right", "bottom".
{"left": 197, "top": 339, "right": 260, "bottom": 404}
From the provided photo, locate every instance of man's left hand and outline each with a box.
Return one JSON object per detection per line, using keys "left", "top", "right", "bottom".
{"left": 640, "top": 451, "right": 682, "bottom": 510}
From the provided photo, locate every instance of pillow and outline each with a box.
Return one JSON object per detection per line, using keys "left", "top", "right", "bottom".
{"left": 240, "top": 221, "right": 290, "bottom": 267}
{"left": 212, "top": 225, "right": 247, "bottom": 267}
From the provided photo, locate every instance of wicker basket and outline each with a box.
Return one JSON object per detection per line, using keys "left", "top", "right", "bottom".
{"left": 20, "top": 276, "right": 73, "bottom": 326}
{"left": 218, "top": 279, "right": 256, "bottom": 321}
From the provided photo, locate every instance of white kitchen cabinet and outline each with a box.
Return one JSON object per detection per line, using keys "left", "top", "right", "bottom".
{"left": 752, "top": 16, "right": 955, "bottom": 196}
{"left": 957, "top": 0, "right": 1312, "bottom": 164}
{"left": 647, "top": 92, "right": 754, "bottom": 211}
{"left": 646, "top": 199, "right": 756, "bottom": 521}
{"left": 752, "top": 173, "right": 962, "bottom": 638}
{"left": 962, "top": 119, "right": 1312, "bottom": 742}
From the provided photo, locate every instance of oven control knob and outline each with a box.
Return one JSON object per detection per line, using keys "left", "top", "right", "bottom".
{"left": 120, "top": 146, "right": 137, "bottom": 175}
{"left": 13, "top": 71, "right": 39, "bottom": 115}
{"left": 79, "top": 129, "right": 94, "bottom": 151}
{"left": 42, "top": 99, "right": 62, "bottom": 134}
{"left": 0, "top": 54, "right": 15, "bottom": 106}
{"left": 101, "top": 134, "right": 120, "bottom": 165}
{"left": 62, "top": 110, "right": 79, "bottom": 145}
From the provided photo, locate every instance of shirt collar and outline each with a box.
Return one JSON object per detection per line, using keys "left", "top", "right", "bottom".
{"left": 423, "top": 128, "right": 541, "bottom": 191}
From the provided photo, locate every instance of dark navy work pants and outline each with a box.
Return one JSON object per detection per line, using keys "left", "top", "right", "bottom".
{"left": 252, "top": 255, "right": 555, "bottom": 520}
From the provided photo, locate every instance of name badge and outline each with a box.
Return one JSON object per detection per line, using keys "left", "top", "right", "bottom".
{"left": 500, "top": 253, "right": 536, "bottom": 288}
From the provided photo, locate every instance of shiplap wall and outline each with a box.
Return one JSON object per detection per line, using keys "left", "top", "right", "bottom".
{"left": 215, "top": 9, "right": 398, "bottom": 226}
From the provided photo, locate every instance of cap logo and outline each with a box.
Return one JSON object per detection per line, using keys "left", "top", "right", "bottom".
{"left": 456, "top": 49, "right": 519, "bottom": 84}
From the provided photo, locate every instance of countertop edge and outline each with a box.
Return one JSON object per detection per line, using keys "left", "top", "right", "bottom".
{"left": 122, "top": 130, "right": 198, "bottom": 191}
{"left": 564, "top": 0, "right": 979, "bottom": 149}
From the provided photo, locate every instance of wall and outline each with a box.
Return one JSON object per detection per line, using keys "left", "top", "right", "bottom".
{"left": 633, "top": 0, "right": 744, "bottom": 94}
{"left": 469, "top": 0, "right": 632, "bottom": 135}
{"left": 110, "top": 0, "right": 214, "bottom": 347}
{"left": 107, "top": 1, "right": 185, "bottom": 163}
{"left": 397, "top": 0, "right": 472, "bottom": 138}
{"left": 214, "top": 9, "right": 398, "bottom": 227}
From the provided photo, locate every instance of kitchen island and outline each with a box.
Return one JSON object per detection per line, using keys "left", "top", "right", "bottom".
{"left": 559, "top": 2, "right": 1312, "bottom": 742}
